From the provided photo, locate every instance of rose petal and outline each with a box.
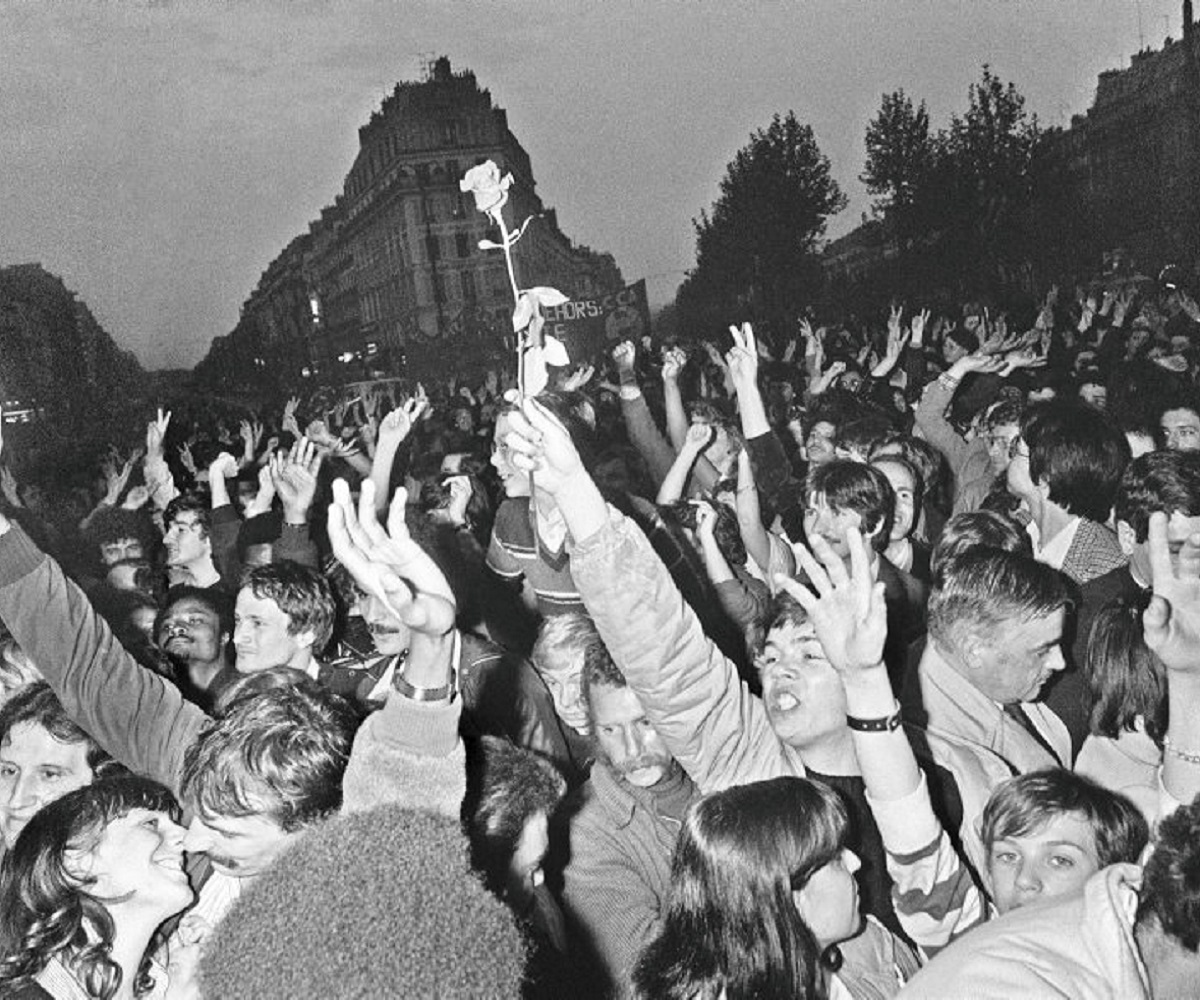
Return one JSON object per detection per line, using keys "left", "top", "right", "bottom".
{"left": 543, "top": 335, "right": 570, "bottom": 367}
{"left": 512, "top": 294, "right": 534, "bottom": 332}
{"left": 529, "top": 286, "right": 568, "bottom": 308}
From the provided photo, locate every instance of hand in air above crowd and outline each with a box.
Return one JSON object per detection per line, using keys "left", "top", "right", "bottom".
{"left": 501, "top": 397, "right": 585, "bottom": 498}
{"left": 1143, "top": 510, "right": 1200, "bottom": 676}
{"left": 775, "top": 526, "right": 887, "bottom": 680}
{"left": 725, "top": 322, "right": 759, "bottom": 393}
{"left": 327, "top": 478, "right": 455, "bottom": 636}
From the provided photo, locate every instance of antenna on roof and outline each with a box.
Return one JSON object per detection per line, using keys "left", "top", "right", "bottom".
{"left": 1136, "top": 0, "right": 1146, "bottom": 49}
{"left": 417, "top": 52, "right": 437, "bottom": 80}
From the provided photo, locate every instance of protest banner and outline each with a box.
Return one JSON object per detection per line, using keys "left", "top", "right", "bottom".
{"left": 541, "top": 279, "right": 652, "bottom": 362}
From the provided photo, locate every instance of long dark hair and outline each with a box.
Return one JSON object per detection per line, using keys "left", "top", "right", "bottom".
{"left": 634, "top": 777, "right": 849, "bottom": 1000}
{"left": 0, "top": 775, "right": 183, "bottom": 999}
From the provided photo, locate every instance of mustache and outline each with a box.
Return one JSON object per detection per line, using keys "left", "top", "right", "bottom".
{"left": 618, "top": 754, "right": 668, "bottom": 775}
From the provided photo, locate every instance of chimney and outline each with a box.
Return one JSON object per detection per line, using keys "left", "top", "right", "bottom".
{"left": 1187, "top": 0, "right": 1194, "bottom": 39}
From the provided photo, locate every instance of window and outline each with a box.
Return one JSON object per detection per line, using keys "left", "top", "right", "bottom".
{"left": 456, "top": 232, "right": 470, "bottom": 258}
{"left": 426, "top": 234, "right": 440, "bottom": 261}
{"left": 461, "top": 271, "right": 477, "bottom": 301}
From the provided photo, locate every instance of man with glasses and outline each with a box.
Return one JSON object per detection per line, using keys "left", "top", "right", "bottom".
{"left": 1006, "top": 399, "right": 1129, "bottom": 588}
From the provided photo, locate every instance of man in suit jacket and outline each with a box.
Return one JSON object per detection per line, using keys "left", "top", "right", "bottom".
{"left": 1007, "top": 398, "right": 1130, "bottom": 587}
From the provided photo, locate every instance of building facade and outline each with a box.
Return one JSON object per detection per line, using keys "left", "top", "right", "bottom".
{"left": 197, "top": 57, "right": 622, "bottom": 391}
{"left": 1038, "top": 0, "right": 1199, "bottom": 275}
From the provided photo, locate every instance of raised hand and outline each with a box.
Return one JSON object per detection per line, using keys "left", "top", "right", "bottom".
{"left": 178, "top": 442, "right": 197, "bottom": 477}
{"left": 884, "top": 319, "right": 911, "bottom": 361}
{"left": 208, "top": 451, "right": 239, "bottom": 483}
{"left": 956, "top": 352, "right": 1007, "bottom": 376}
{"left": 693, "top": 499, "right": 718, "bottom": 542}
{"left": 799, "top": 318, "right": 817, "bottom": 356}
{"left": 305, "top": 418, "right": 337, "bottom": 448}
{"left": 660, "top": 347, "right": 686, "bottom": 383}
{"left": 775, "top": 526, "right": 887, "bottom": 678}
{"left": 327, "top": 478, "right": 455, "bottom": 634}
{"left": 377, "top": 390, "right": 428, "bottom": 452}
{"left": 361, "top": 387, "right": 380, "bottom": 421}
{"left": 1077, "top": 294, "right": 1097, "bottom": 334}
{"left": 725, "top": 322, "right": 759, "bottom": 390}
{"left": 0, "top": 467, "right": 21, "bottom": 508}
{"left": 1112, "top": 287, "right": 1134, "bottom": 328}
{"left": 683, "top": 421, "right": 715, "bottom": 454}
{"left": 121, "top": 484, "right": 150, "bottom": 511}
{"left": 998, "top": 348, "right": 1048, "bottom": 378}
{"left": 702, "top": 341, "right": 728, "bottom": 371}
{"left": 887, "top": 304, "right": 903, "bottom": 340}
{"left": 1178, "top": 289, "right": 1200, "bottom": 324}
{"left": 502, "top": 397, "right": 585, "bottom": 498}
{"left": 146, "top": 408, "right": 171, "bottom": 457}
{"left": 270, "top": 436, "right": 322, "bottom": 523}
{"left": 282, "top": 396, "right": 302, "bottom": 439}
{"left": 103, "top": 456, "right": 136, "bottom": 505}
{"left": 562, "top": 363, "right": 595, "bottom": 392}
{"left": 1142, "top": 511, "right": 1200, "bottom": 675}
{"left": 444, "top": 475, "right": 473, "bottom": 527}
{"left": 612, "top": 339, "right": 636, "bottom": 376}
{"left": 818, "top": 359, "right": 847, "bottom": 388}
{"left": 909, "top": 307, "right": 931, "bottom": 346}
{"left": 244, "top": 463, "right": 277, "bottom": 519}
{"left": 326, "top": 438, "right": 362, "bottom": 461}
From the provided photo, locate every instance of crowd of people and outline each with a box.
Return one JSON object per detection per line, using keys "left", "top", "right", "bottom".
{"left": 0, "top": 278, "right": 1199, "bottom": 998}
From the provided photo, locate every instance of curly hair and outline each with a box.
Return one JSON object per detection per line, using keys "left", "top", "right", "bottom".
{"left": 0, "top": 775, "right": 182, "bottom": 1000}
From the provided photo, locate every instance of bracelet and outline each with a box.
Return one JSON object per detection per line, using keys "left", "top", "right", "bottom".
{"left": 392, "top": 665, "right": 456, "bottom": 703}
{"left": 846, "top": 702, "right": 902, "bottom": 733}
{"left": 1163, "top": 735, "right": 1200, "bottom": 766}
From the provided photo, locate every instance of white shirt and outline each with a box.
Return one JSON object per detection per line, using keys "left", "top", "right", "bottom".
{"left": 1031, "top": 515, "right": 1081, "bottom": 571}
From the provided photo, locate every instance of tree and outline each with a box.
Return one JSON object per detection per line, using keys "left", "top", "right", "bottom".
{"left": 683, "top": 111, "right": 845, "bottom": 337}
{"left": 861, "top": 90, "right": 935, "bottom": 215}
{"left": 847, "top": 66, "right": 1044, "bottom": 300}
{"left": 944, "top": 65, "right": 1040, "bottom": 236}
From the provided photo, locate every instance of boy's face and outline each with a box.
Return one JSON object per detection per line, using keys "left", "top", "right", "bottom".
{"left": 987, "top": 811, "right": 1102, "bottom": 915}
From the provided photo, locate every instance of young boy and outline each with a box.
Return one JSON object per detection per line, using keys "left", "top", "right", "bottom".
{"left": 881, "top": 768, "right": 1149, "bottom": 956}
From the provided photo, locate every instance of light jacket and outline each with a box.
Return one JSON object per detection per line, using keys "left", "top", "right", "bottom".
{"left": 571, "top": 505, "right": 805, "bottom": 792}
{"left": 898, "top": 865, "right": 1149, "bottom": 999}
{"left": 909, "top": 642, "right": 1070, "bottom": 875}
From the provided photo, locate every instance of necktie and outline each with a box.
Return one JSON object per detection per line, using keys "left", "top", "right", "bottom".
{"left": 1003, "top": 702, "right": 1062, "bottom": 766}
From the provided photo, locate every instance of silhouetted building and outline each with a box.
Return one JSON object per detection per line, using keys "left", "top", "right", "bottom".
{"left": 196, "top": 56, "right": 622, "bottom": 390}
{"left": 0, "top": 263, "right": 142, "bottom": 431}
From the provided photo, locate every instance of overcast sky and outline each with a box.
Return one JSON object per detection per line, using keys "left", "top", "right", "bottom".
{"left": 0, "top": 0, "right": 1184, "bottom": 369}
